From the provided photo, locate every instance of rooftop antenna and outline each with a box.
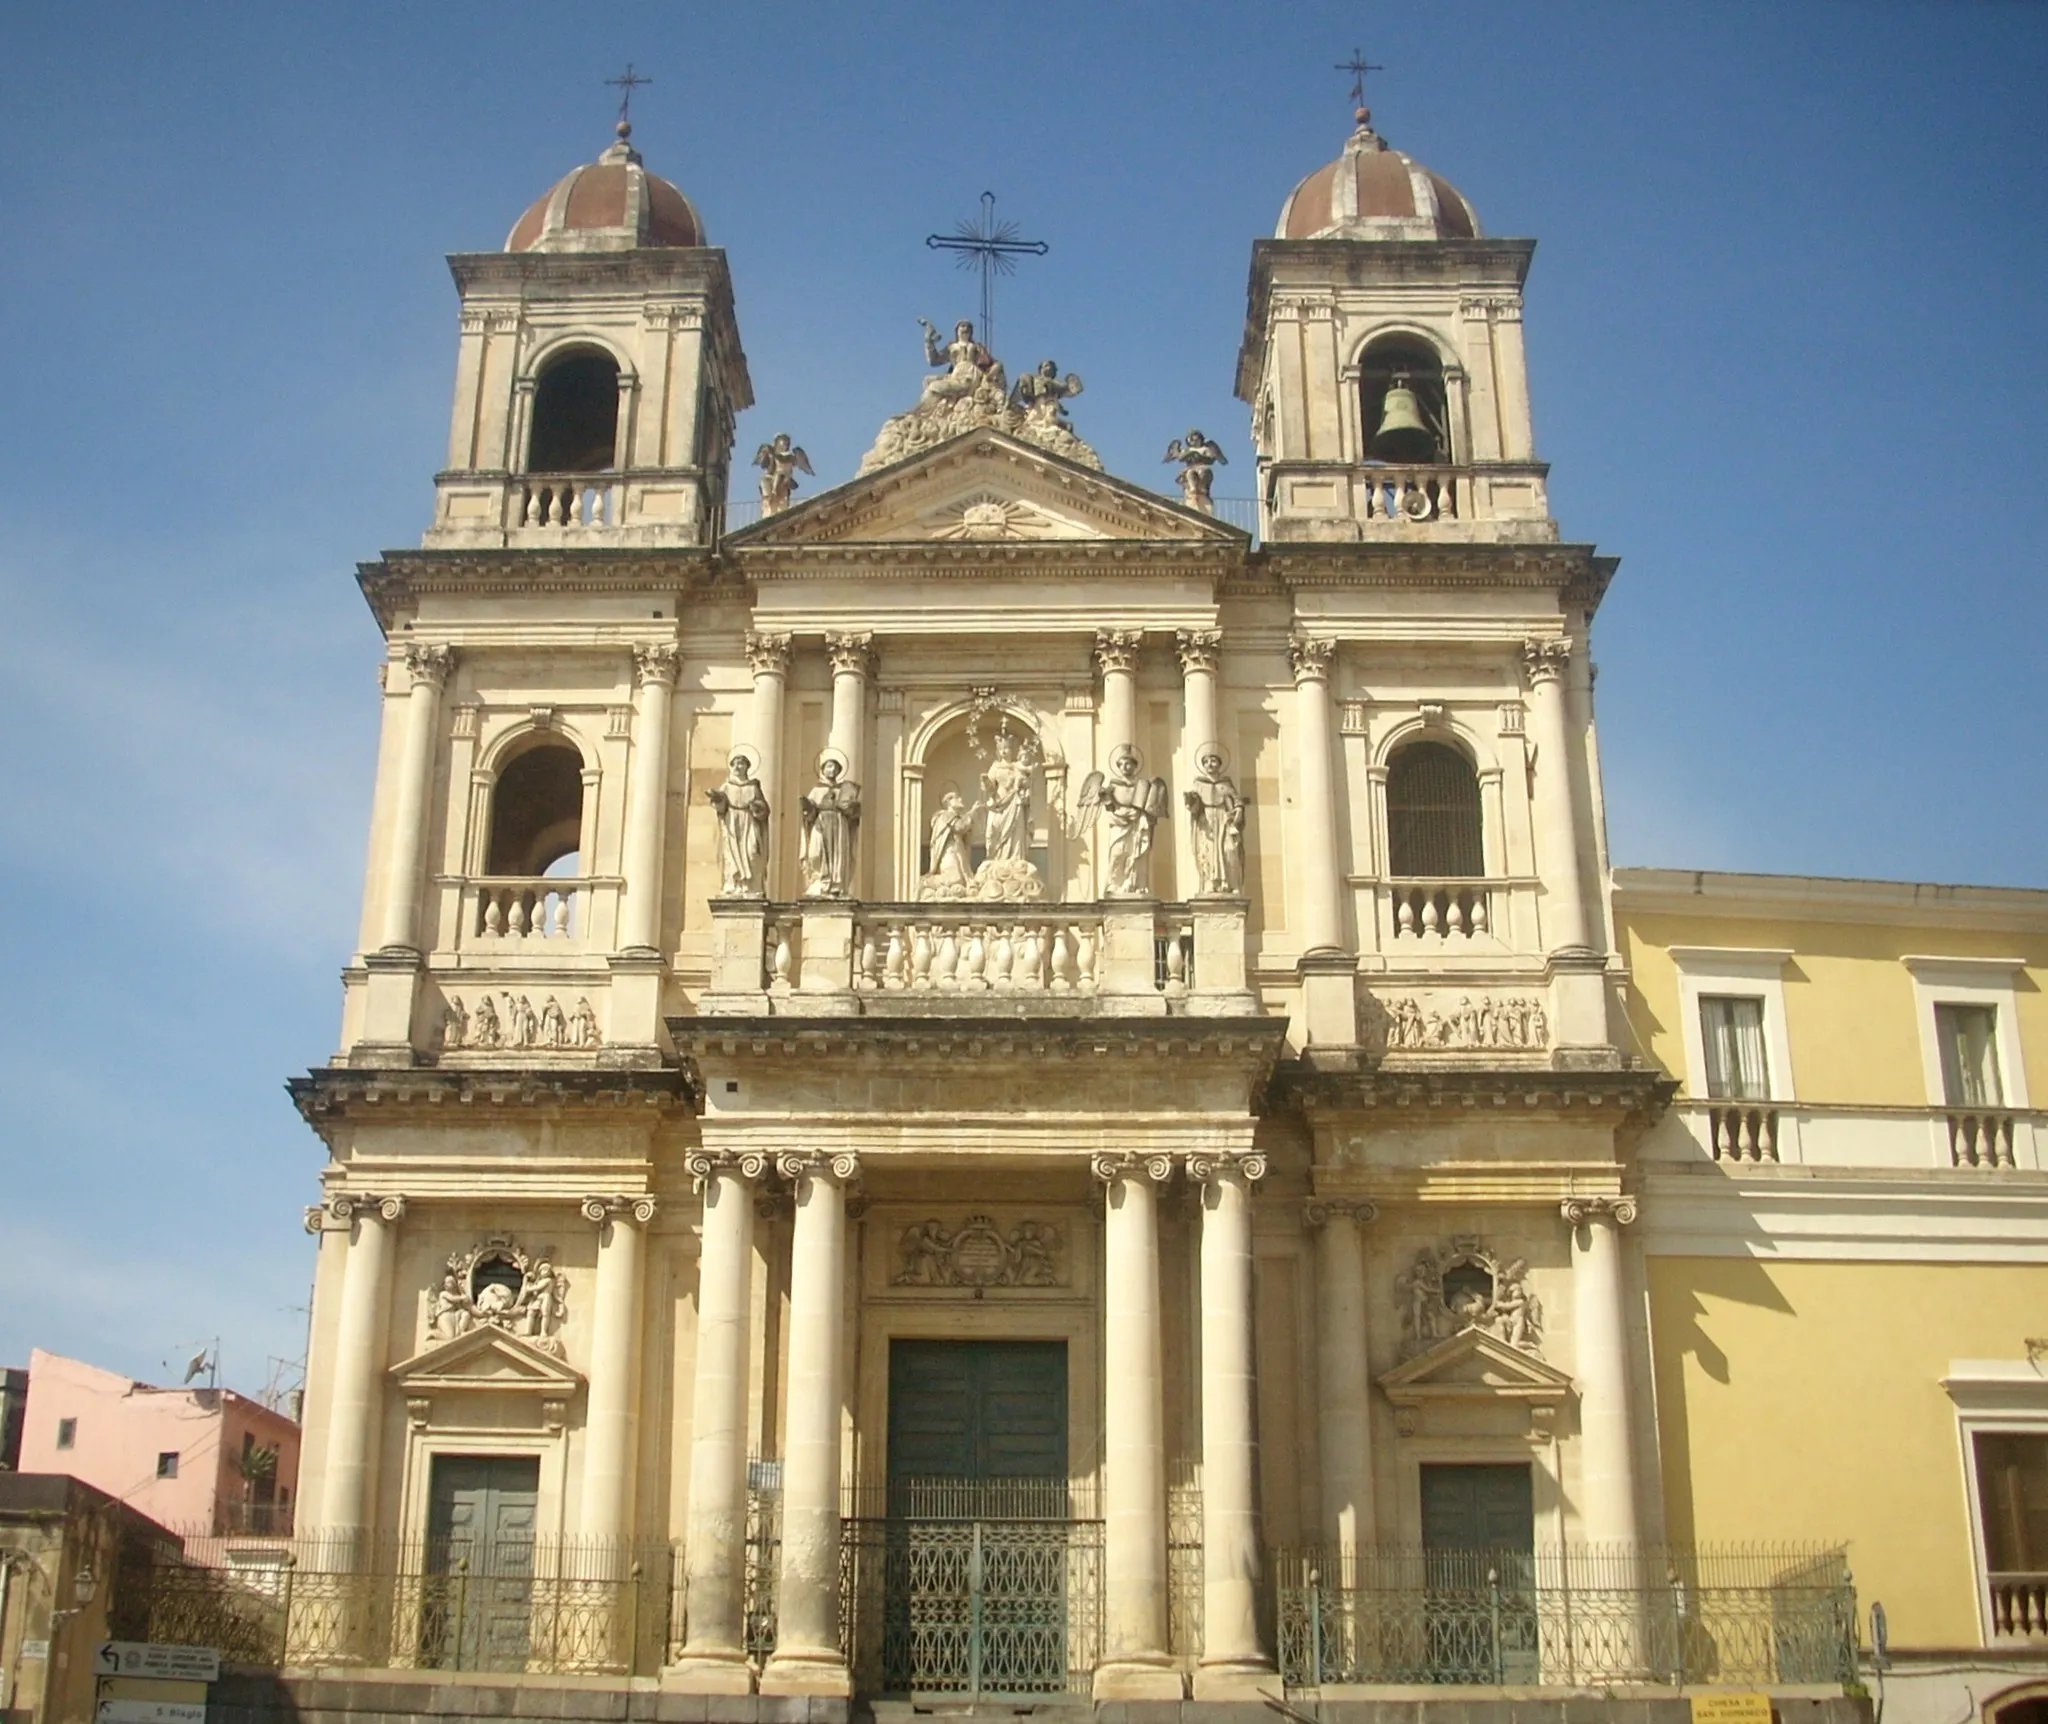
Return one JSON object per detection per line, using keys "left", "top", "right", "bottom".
{"left": 925, "top": 191, "right": 1048, "bottom": 356}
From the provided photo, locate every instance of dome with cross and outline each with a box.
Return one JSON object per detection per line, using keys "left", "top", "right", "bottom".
{"left": 1277, "top": 108, "right": 1480, "bottom": 242}
{"left": 505, "top": 122, "right": 704, "bottom": 253}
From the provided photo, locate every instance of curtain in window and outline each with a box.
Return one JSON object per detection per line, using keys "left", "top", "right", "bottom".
{"left": 1700, "top": 996, "right": 1769, "bottom": 1100}
{"left": 1936, "top": 1003, "right": 2003, "bottom": 1107}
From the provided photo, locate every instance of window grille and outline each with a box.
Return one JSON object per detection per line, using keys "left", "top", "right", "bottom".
{"left": 1386, "top": 742, "right": 1483, "bottom": 878}
{"left": 1937, "top": 1003, "right": 2003, "bottom": 1108}
{"left": 1700, "top": 996, "right": 1770, "bottom": 1101}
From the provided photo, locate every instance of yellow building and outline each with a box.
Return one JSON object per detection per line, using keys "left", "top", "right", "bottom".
{"left": 1616, "top": 867, "right": 2048, "bottom": 1724}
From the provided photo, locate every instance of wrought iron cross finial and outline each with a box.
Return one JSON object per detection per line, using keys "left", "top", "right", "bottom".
{"left": 1336, "top": 48, "right": 1385, "bottom": 113}
{"left": 606, "top": 63, "right": 652, "bottom": 130}
{"left": 925, "top": 191, "right": 1048, "bottom": 357}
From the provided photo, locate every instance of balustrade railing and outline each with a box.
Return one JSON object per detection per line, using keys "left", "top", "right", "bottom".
{"left": 467, "top": 877, "right": 583, "bottom": 943}
{"left": 516, "top": 474, "right": 619, "bottom": 531}
{"left": 1708, "top": 1105, "right": 1779, "bottom": 1164}
{"left": 1950, "top": 1110, "right": 2018, "bottom": 1169}
{"left": 1991, "top": 1572, "right": 2048, "bottom": 1638}
{"left": 1360, "top": 465, "right": 1463, "bottom": 523}
{"left": 850, "top": 909, "right": 1102, "bottom": 995}
{"left": 1386, "top": 879, "right": 1495, "bottom": 941}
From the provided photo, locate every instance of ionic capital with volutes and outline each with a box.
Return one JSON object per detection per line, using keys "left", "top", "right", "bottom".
{"left": 744, "top": 630, "right": 792, "bottom": 678}
{"left": 1559, "top": 1194, "right": 1638, "bottom": 1228}
{"left": 327, "top": 1192, "right": 407, "bottom": 1225}
{"left": 1174, "top": 628, "right": 1222, "bottom": 678}
{"left": 684, "top": 1149, "right": 771, "bottom": 1191}
{"left": 403, "top": 643, "right": 454, "bottom": 691}
{"left": 774, "top": 1150, "right": 862, "bottom": 1188}
{"left": 1185, "top": 1149, "right": 1267, "bottom": 1188}
{"left": 1521, "top": 637, "right": 1572, "bottom": 690}
{"left": 1302, "top": 1196, "right": 1377, "bottom": 1229}
{"left": 1091, "top": 1150, "right": 1175, "bottom": 1187}
{"left": 632, "top": 643, "right": 682, "bottom": 689}
{"left": 1288, "top": 635, "right": 1336, "bottom": 685}
{"left": 582, "top": 1194, "right": 658, "bottom": 1225}
{"left": 1092, "top": 629, "right": 1144, "bottom": 679}
{"left": 825, "top": 630, "right": 876, "bottom": 677}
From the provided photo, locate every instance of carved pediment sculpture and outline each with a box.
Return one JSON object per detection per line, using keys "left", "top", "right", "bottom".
{"left": 860, "top": 319, "right": 1102, "bottom": 474}
{"left": 893, "top": 1215, "right": 1065, "bottom": 1288}
{"left": 1397, "top": 1235, "right": 1542, "bottom": 1360}
{"left": 427, "top": 1235, "right": 567, "bottom": 1356}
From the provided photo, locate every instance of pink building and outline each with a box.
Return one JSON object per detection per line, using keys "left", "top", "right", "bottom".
{"left": 15, "top": 1349, "right": 300, "bottom": 1536}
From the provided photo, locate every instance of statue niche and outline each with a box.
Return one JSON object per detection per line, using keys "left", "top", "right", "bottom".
{"left": 915, "top": 705, "right": 1048, "bottom": 903}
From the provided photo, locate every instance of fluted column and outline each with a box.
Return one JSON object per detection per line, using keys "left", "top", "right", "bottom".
{"left": 377, "top": 646, "right": 452, "bottom": 952}
{"left": 745, "top": 632, "right": 791, "bottom": 891}
{"left": 1094, "top": 629, "right": 1142, "bottom": 759}
{"left": 580, "top": 1195, "right": 655, "bottom": 1546}
{"left": 318, "top": 1194, "right": 405, "bottom": 1542}
{"left": 1562, "top": 1196, "right": 1640, "bottom": 1550}
{"left": 1189, "top": 1150, "right": 1271, "bottom": 1691}
{"left": 1307, "top": 1197, "right": 1377, "bottom": 1571}
{"left": 1523, "top": 638, "right": 1593, "bottom": 956}
{"left": 1093, "top": 1152, "right": 1180, "bottom": 1699}
{"left": 762, "top": 1152, "right": 860, "bottom": 1697}
{"left": 676, "top": 1151, "right": 766, "bottom": 1690}
{"left": 618, "top": 646, "right": 680, "bottom": 954}
{"left": 1291, "top": 637, "right": 1358, "bottom": 1047}
{"left": 1176, "top": 629, "right": 1221, "bottom": 756}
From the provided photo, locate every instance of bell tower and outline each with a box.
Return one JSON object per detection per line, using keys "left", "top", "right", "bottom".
{"left": 1235, "top": 105, "right": 1552, "bottom": 543}
{"left": 427, "top": 121, "right": 751, "bottom": 548}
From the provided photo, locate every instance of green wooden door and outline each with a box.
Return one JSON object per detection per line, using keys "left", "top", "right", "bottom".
{"left": 883, "top": 1341, "right": 1071, "bottom": 1695}
{"left": 424, "top": 1455, "right": 540, "bottom": 1672}
{"left": 1419, "top": 1463, "right": 1538, "bottom": 1682}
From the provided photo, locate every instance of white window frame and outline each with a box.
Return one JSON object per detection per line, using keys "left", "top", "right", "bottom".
{"left": 1944, "top": 1360, "right": 2048, "bottom": 1646}
{"left": 1903, "top": 957, "right": 2032, "bottom": 1111}
{"left": 1668, "top": 948, "right": 1797, "bottom": 1104}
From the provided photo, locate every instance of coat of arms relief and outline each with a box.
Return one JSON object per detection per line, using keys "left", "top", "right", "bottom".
{"left": 1396, "top": 1236, "right": 1542, "bottom": 1359}
{"left": 892, "top": 1214, "right": 1066, "bottom": 1288}
{"left": 427, "top": 1235, "right": 567, "bottom": 1354}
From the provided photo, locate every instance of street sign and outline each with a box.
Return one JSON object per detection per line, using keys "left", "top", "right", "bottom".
{"left": 1690, "top": 1696, "right": 1774, "bottom": 1724}
{"left": 94, "top": 1643, "right": 220, "bottom": 1683}
{"left": 96, "top": 1703, "right": 206, "bottom": 1724}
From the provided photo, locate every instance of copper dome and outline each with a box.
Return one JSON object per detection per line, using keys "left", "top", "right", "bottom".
{"left": 1277, "top": 111, "right": 1479, "bottom": 242}
{"left": 506, "top": 125, "right": 705, "bottom": 253}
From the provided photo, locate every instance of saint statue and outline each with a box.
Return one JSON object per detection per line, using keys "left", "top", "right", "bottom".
{"left": 920, "top": 791, "right": 978, "bottom": 900}
{"left": 1011, "top": 359, "right": 1083, "bottom": 432}
{"left": 800, "top": 750, "right": 861, "bottom": 897}
{"left": 1072, "top": 745, "right": 1170, "bottom": 898}
{"left": 707, "top": 749, "right": 770, "bottom": 896}
{"left": 1183, "top": 746, "right": 1246, "bottom": 895}
{"left": 979, "top": 727, "right": 1033, "bottom": 863}
{"left": 920, "top": 317, "right": 1002, "bottom": 404}
{"left": 1164, "top": 429, "right": 1228, "bottom": 514}
{"left": 753, "top": 433, "right": 814, "bottom": 515}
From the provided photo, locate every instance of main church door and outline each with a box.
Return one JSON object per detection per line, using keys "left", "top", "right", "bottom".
{"left": 1419, "top": 1462, "right": 1539, "bottom": 1682}
{"left": 879, "top": 1340, "right": 1076, "bottom": 1695}
{"left": 422, "top": 1454, "right": 540, "bottom": 1672}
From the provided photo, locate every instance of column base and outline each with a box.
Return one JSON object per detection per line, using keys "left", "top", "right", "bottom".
{"left": 1093, "top": 1657, "right": 1187, "bottom": 1700}
{"left": 1193, "top": 1659, "right": 1279, "bottom": 1700}
{"left": 662, "top": 1650, "right": 755, "bottom": 1694}
{"left": 759, "top": 1650, "right": 853, "bottom": 1697}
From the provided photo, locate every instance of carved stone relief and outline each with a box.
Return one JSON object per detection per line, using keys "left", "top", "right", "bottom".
{"left": 1381, "top": 993, "right": 1548, "bottom": 1052}
{"left": 428, "top": 1235, "right": 567, "bottom": 1355}
{"left": 892, "top": 1214, "right": 1066, "bottom": 1288}
{"left": 1397, "top": 1236, "right": 1542, "bottom": 1360}
{"left": 437, "top": 993, "right": 601, "bottom": 1053}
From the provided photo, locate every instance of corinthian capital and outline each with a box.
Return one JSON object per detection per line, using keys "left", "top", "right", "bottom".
{"left": 1174, "top": 629, "right": 1222, "bottom": 678}
{"left": 1521, "top": 637, "right": 1572, "bottom": 690}
{"left": 403, "top": 644, "right": 454, "bottom": 690}
{"left": 744, "top": 631, "right": 792, "bottom": 677}
{"left": 825, "top": 631, "right": 876, "bottom": 677}
{"left": 633, "top": 643, "right": 682, "bottom": 688}
{"left": 1559, "top": 1194, "right": 1638, "bottom": 1228}
{"left": 1093, "top": 629, "right": 1144, "bottom": 678}
{"left": 1288, "top": 636, "right": 1336, "bottom": 684}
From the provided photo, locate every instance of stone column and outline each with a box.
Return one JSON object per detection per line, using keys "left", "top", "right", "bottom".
{"left": 1092, "top": 1152, "right": 1180, "bottom": 1699}
{"left": 675, "top": 1151, "right": 765, "bottom": 1691}
{"left": 825, "top": 631, "right": 873, "bottom": 769}
{"left": 377, "top": 645, "right": 452, "bottom": 952}
{"left": 617, "top": 645, "right": 680, "bottom": 954}
{"left": 1176, "top": 629, "right": 1221, "bottom": 756}
{"left": 1188, "top": 1151, "right": 1272, "bottom": 1692}
{"left": 1290, "top": 637, "right": 1358, "bottom": 1047}
{"left": 745, "top": 632, "right": 791, "bottom": 891}
{"left": 317, "top": 1194, "right": 405, "bottom": 1542}
{"left": 1522, "top": 638, "right": 1593, "bottom": 956}
{"left": 1307, "top": 1197, "right": 1377, "bottom": 1572}
{"left": 762, "top": 1152, "right": 860, "bottom": 1697}
{"left": 1562, "top": 1197, "right": 1641, "bottom": 1551}
{"left": 580, "top": 1195, "right": 655, "bottom": 1547}
{"left": 1094, "top": 629, "right": 1142, "bottom": 758}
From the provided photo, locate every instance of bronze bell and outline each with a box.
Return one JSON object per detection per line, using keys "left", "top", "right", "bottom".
{"left": 1370, "top": 377, "right": 1438, "bottom": 463}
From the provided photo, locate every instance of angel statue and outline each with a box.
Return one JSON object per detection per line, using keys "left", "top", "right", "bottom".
{"left": 1012, "top": 359, "right": 1083, "bottom": 433}
{"left": 707, "top": 748, "right": 770, "bottom": 895}
{"left": 1072, "top": 744, "right": 1170, "bottom": 898}
{"left": 800, "top": 749, "right": 861, "bottom": 897}
{"left": 1164, "top": 429, "right": 1228, "bottom": 514}
{"left": 1183, "top": 745, "right": 1246, "bottom": 895}
{"left": 753, "top": 433, "right": 813, "bottom": 515}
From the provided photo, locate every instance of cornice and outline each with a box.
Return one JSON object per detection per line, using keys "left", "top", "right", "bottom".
{"left": 1273, "top": 1058, "right": 1676, "bottom": 1125}
{"left": 731, "top": 540, "right": 1247, "bottom": 579}
{"left": 288, "top": 1064, "right": 698, "bottom": 1131}
{"left": 447, "top": 248, "right": 738, "bottom": 296}
{"left": 671, "top": 1014, "right": 1288, "bottom": 1067}
{"left": 358, "top": 547, "right": 733, "bottom": 633}
{"left": 1614, "top": 867, "right": 2048, "bottom": 937}
{"left": 1261, "top": 541, "right": 1614, "bottom": 596}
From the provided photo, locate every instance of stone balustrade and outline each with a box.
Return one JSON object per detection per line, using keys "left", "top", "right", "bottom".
{"left": 1991, "top": 1572, "right": 2048, "bottom": 1639}
{"left": 1649, "top": 1099, "right": 2043, "bottom": 1172}
{"left": 1382, "top": 878, "right": 1499, "bottom": 942}
{"left": 1950, "top": 1109, "right": 2018, "bottom": 1169}
{"left": 517, "top": 474, "right": 620, "bottom": 530}
{"left": 849, "top": 909, "right": 1103, "bottom": 995}
{"left": 425, "top": 470, "right": 713, "bottom": 547}
{"left": 469, "top": 876, "right": 583, "bottom": 941}
{"left": 1260, "top": 460, "right": 1555, "bottom": 543}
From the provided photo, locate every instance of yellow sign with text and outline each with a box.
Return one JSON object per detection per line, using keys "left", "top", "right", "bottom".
{"left": 1691, "top": 1694, "right": 1773, "bottom": 1724}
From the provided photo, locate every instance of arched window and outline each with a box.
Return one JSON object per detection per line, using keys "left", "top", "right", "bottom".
{"left": 527, "top": 350, "right": 620, "bottom": 473}
{"left": 1386, "top": 741, "right": 1483, "bottom": 877}
{"left": 1360, "top": 333, "right": 1450, "bottom": 465}
{"left": 486, "top": 743, "right": 584, "bottom": 876}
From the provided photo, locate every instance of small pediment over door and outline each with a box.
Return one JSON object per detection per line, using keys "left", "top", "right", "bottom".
{"left": 725, "top": 429, "right": 1245, "bottom": 547}
{"left": 387, "top": 1327, "right": 585, "bottom": 1434}
{"left": 1377, "top": 1328, "right": 1575, "bottom": 1440}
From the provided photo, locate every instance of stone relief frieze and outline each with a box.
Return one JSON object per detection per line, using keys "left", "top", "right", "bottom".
{"left": 428, "top": 1235, "right": 566, "bottom": 1355}
{"left": 1381, "top": 993, "right": 1548, "bottom": 1052}
{"left": 1397, "top": 1235, "right": 1542, "bottom": 1360}
{"left": 893, "top": 1214, "right": 1065, "bottom": 1288}
{"left": 438, "top": 992, "right": 600, "bottom": 1053}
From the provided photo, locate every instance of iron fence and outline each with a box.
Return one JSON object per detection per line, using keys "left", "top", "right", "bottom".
{"left": 138, "top": 1532, "right": 676, "bottom": 1677}
{"left": 1275, "top": 1544, "right": 1857, "bottom": 1690}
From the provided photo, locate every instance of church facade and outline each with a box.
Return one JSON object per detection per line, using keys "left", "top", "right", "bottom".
{"left": 244, "top": 107, "right": 1982, "bottom": 1721}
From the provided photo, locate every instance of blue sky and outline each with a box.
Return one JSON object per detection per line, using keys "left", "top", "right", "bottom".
{"left": 1, "top": 1, "right": 2043, "bottom": 1392}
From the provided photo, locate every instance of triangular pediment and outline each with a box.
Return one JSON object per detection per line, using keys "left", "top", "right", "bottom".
{"left": 388, "top": 1326, "right": 585, "bottom": 1395}
{"left": 726, "top": 430, "right": 1245, "bottom": 547}
{"left": 1378, "top": 1327, "right": 1575, "bottom": 1405}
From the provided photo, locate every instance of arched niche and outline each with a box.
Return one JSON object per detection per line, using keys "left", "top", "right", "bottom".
{"left": 897, "top": 700, "right": 1067, "bottom": 902}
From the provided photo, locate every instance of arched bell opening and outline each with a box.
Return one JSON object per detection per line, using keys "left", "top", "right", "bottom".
{"left": 1385, "top": 739, "right": 1483, "bottom": 878}
{"left": 1360, "top": 334, "right": 1451, "bottom": 466}
{"left": 527, "top": 349, "right": 621, "bottom": 474}
{"left": 486, "top": 742, "right": 586, "bottom": 877}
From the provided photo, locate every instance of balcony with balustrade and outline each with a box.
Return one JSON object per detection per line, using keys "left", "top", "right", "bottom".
{"left": 426, "top": 468, "right": 718, "bottom": 548}
{"left": 1260, "top": 460, "right": 1556, "bottom": 544}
